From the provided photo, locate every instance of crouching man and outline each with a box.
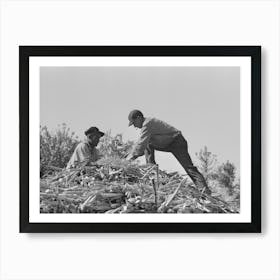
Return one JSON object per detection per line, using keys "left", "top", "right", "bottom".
{"left": 66, "top": 126, "right": 104, "bottom": 169}
{"left": 126, "top": 110, "right": 211, "bottom": 195}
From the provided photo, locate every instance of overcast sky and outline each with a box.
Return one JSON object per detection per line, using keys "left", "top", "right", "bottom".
{"left": 40, "top": 66, "right": 240, "bottom": 174}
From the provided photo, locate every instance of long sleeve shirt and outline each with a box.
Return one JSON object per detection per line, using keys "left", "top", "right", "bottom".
{"left": 66, "top": 140, "right": 100, "bottom": 169}
{"left": 131, "top": 117, "right": 181, "bottom": 157}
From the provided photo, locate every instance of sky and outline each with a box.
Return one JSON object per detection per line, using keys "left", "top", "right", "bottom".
{"left": 40, "top": 66, "right": 240, "bottom": 174}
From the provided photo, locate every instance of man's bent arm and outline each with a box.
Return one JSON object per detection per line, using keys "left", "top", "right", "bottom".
{"left": 131, "top": 126, "right": 151, "bottom": 157}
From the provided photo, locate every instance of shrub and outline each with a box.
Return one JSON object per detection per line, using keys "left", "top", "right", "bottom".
{"left": 40, "top": 124, "right": 79, "bottom": 176}
{"left": 196, "top": 146, "right": 217, "bottom": 184}
{"left": 196, "top": 147, "right": 240, "bottom": 208}
{"left": 97, "top": 131, "right": 134, "bottom": 159}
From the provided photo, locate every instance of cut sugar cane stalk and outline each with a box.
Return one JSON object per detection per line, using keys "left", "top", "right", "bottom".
{"left": 158, "top": 178, "right": 188, "bottom": 212}
{"left": 40, "top": 155, "right": 239, "bottom": 214}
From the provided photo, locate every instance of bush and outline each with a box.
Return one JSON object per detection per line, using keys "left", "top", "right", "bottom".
{"left": 97, "top": 131, "right": 134, "bottom": 159}
{"left": 196, "top": 146, "right": 240, "bottom": 208}
{"left": 215, "top": 161, "right": 236, "bottom": 195}
{"left": 40, "top": 124, "right": 79, "bottom": 176}
{"left": 195, "top": 146, "right": 217, "bottom": 184}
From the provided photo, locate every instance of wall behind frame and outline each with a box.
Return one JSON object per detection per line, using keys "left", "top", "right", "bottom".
{"left": 0, "top": 0, "right": 279, "bottom": 279}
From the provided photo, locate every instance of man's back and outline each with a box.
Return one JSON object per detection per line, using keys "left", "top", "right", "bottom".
{"left": 131, "top": 117, "right": 181, "bottom": 156}
{"left": 141, "top": 117, "right": 181, "bottom": 148}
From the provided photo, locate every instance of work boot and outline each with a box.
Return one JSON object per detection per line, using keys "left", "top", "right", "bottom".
{"left": 186, "top": 166, "right": 212, "bottom": 195}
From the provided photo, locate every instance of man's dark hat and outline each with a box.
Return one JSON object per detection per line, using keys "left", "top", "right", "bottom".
{"left": 84, "top": 127, "right": 105, "bottom": 137}
{"left": 128, "top": 109, "right": 143, "bottom": 126}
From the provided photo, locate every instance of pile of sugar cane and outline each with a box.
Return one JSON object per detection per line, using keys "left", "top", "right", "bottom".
{"left": 40, "top": 157, "right": 238, "bottom": 214}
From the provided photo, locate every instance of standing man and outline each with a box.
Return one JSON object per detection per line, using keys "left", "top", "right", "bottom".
{"left": 126, "top": 110, "right": 211, "bottom": 195}
{"left": 66, "top": 126, "right": 104, "bottom": 169}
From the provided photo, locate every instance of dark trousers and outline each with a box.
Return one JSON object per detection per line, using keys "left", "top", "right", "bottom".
{"left": 144, "top": 134, "right": 209, "bottom": 191}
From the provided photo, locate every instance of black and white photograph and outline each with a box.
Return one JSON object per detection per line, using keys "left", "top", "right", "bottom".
{"left": 3, "top": 1, "right": 280, "bottom": 279}
{"left": 20, "top": 46, "right": 261, "bottom": 232}
{"left": 40, "top": 66, "right": 240, "bottom": 214}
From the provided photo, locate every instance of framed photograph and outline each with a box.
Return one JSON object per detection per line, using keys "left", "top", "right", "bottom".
{"left": 20, "top": 46, "right": 261, "bottom": 233}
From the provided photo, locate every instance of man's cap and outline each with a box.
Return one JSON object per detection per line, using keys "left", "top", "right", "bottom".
{"left": 128, "top": 109, "right": 143, "bottom": 126}
{"left": 84, "top": 127, "right": 105, "bottom": 137}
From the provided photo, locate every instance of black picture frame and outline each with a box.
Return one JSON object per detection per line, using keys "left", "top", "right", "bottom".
{"left": 20, "top": 46, "right": 261, "bottom": 233}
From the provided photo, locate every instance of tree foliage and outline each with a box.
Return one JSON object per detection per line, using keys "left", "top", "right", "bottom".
{"left": 97, "top": 131, "right": 134, "bottom": 159}
{"left": 196, "top": 146, "right": 217, "bottom": 183}
{"left": 196, "top": 146, "right": 240, "bottom": 207}
{"left": 40, "top": 124, "right": 79, "bottom": 176}
{"left": 215, "top": 161, "right": 236, "bottom": 195}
